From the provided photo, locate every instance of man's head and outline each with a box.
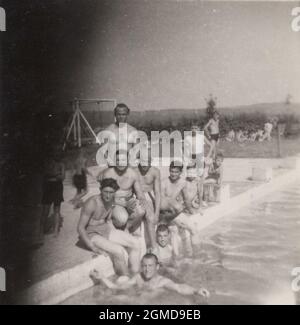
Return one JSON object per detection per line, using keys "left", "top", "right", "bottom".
{"left": 114, "top": 103, "right": 130, "bottom": 124}
{"left": 191, "top": 122, "right": 200, "bottom": 135}
{"left": 114, "top": 149, "right": 129, "bottom": 172}
{"left": 156, "top": 224, "right": 170, "bottom": 248}
{"left": 213, "top": 111, "right": 219, "bottom": 121}
{"left": 100, "top": 178, "right": 119, "bottom": 203}
{"left": 169, "top": 160, "right": 183, "bottom": 182}
{"left": 141, "top": 253, "right": 159, "bottom": 280}
{"left": 215, "top": 152, "right": 224, "bottom": 167}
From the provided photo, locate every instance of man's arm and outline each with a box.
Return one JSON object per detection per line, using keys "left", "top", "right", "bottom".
{"left": 182, "top": 186, "right": 194, "bottom": 215}
{"left": 203, "top": 120, "right": 212, "bottom": 138}
{"left": 161, "top": 278, "right": 209, "bottom": 297}
{"left": 153, "top": 169, "right": 161, "bottom": 219}
{"left": 101, "top": 276, "right": 137, "bottom": 290}
{"left": 170, "top": 181, "right": 186, "bottom": 200}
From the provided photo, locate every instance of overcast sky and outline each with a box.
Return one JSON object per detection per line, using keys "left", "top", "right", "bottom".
{"left": 5, "top": 0, "right": 300, "bottom": 112}
{"left": 67, "top": 0, "right": 299, "bottom": 111}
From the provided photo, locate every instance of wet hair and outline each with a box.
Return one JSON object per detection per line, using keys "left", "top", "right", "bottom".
{"left": 114, "top": 103, "right": 130, "bottom": 115}
{"left": 169, "top": 160, "right": 183, "bottom": 171}
{"left": 142, "top": 253, "right": 159, "bottom": 265}
{"left": 156, "top": 224, "right": 170, "bottom": 234}
{"left": 100, "top": 178, "right": 119, "bottom": 191}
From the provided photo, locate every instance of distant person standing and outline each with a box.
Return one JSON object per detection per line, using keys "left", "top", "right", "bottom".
{"left": 262, "top": 120, "right": 273, "bottom": 141}
{"left": 40, "top": 150, "right": 65, "bottom": 240}
{"left": 70, "top": 148, "right": 92, "bottom": 209}
{"left": 204, "top": 111, "right": 220, "bottom": 157}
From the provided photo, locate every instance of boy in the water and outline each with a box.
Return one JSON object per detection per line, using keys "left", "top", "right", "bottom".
{"left": 91, "top": 253, "right": 210, "bottom": 298}
{"left": 203, "top": 152, "right": 224, "bottom": 203}
{"left": 152, "top": 224, "right": 178, "bottom": 268}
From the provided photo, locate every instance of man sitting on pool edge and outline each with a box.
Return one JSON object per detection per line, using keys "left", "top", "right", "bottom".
{"left": 77, "top": 178, "right": 141, "bottom": 276}
{"left": 90, "top": 253, "right": 210, "bottom": 298}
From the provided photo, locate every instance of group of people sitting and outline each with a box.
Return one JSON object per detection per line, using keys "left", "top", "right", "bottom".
{"left": 225, "top": 121, "right": 274, "bottom": 143}
{"left": 39, "top": 103, "right": 225, "bottom": 297}
{"left": 78, "top": 150, "right": 221, "bottom": 297}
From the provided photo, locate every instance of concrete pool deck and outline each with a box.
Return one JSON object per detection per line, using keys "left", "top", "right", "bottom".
{"left": 17, "top": 156, "right": 300, "bottom": 305}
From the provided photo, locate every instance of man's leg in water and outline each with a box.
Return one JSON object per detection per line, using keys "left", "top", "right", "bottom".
{"left": 90, "top": 235, "right": 128, "bottom": 276}
{"left": 109, "top": 229, "right": 140, "bottom": 274}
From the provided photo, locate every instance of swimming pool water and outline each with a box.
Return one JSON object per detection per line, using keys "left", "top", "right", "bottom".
{"left": 61, "top": 182, "right": 300, "bottom": 305}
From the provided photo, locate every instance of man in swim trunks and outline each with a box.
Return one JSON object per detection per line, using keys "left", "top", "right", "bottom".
{"left": 135, "top": 154, "right": 161, "bottom": 252}
{"left": 203, "top": 152, "right": 224, "bottom": 203}
{"left": 91, "top": 253, "right": 210, "bottom": 298}
{"left": 77, "top": 178, "right": 140, "bottom": 276}
{"left": 40, "top": 150, "right": 65, "bottom": 240}
{"left": 183, "top": 163, "right": 204, "bottom": 213}
{"left": 98, "top": 150, "right": 147, "bottom": 233}
{"left": 185, "top": 122, "right": 212, "bottom": 175}
{"left": 70, "top": 148, "right": 92, "bottom": 208}
{"left": 160, "top": 160, "right": 190, "bottom": 222}
{"left": 204, "top": 111, "right": 220, "bottom": 158}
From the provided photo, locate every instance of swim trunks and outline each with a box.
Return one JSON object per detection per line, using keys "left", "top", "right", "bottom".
{"left": 86, "top": 222, "right": 112, "bottom": 240}
{"left": 210, "top": 133, "right": 220, "bottom": 142}
{"left": 42, "top": 180, "right": 64, "bottom": 205}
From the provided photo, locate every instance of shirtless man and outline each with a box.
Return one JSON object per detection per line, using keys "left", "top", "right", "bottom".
{"left": 91, "top": 253, "right": 209, "bottom": 298}
{"left": 136, "top": 154, "right": 161, "bottom": 251}
{"left": 77, "top": 178, "right": 140, "bottom": 276}
{"left": 40, "top": 150, "right": 65, "bottom": 240}
{"left": 160, "top": 161, "right": 190, "bottom": 222}
{"left": 204, "top": 111, "right": 220, "bottom": 158}
{"left": 203, "top": 152, "right": 224, "bottom": 203}
{"left": 99, "top": 103, "right": 139, "bottom": 165}
{"left": 70, "top": 148, "right": 92, "bottom": 208}
{"left": 98, "top": 150, "right": 146, "bottom": 233}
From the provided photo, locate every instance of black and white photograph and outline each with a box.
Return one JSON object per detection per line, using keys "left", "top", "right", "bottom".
{"left": 0, "top": 0, "right": 300, "bottom": 307}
